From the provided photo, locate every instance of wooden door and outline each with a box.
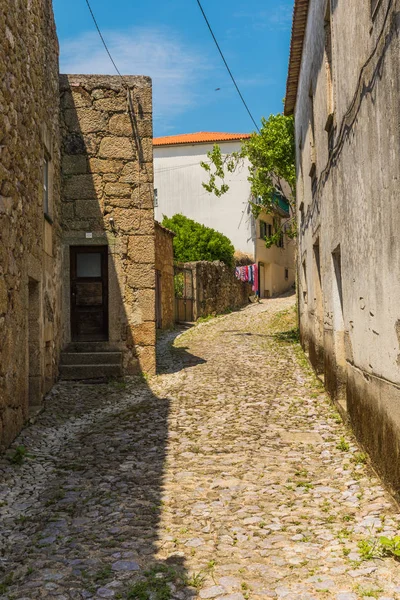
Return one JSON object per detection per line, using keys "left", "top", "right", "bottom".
{"left": 70, "top": 246, "right": 108, "bottom": 341}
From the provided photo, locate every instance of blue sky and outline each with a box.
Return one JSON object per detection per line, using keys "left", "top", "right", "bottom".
{"left": 53, "top": 0, "right": 294, "bottom": 137}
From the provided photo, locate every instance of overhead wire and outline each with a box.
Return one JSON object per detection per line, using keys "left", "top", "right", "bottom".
{"left": 195, "top": 0, "right": 260, "bottom": 133}
{"left": 84, "top": 0, "right": 129, "bottom": 88}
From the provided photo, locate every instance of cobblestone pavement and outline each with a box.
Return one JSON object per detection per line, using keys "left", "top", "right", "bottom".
{"left": 1, "top": 294, "right": 400, "bottom": 600}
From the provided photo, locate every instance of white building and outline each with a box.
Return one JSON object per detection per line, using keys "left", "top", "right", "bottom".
{"left": 153, "top": 131, "right": 295, "bottom": 296}
{"left": 153, "top": 132, "right": 256, "bottom": 258}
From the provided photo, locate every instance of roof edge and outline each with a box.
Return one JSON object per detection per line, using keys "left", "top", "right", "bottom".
{"left": 284, "top": 0, "right": 310, "bottom": 116}
{"left": 153, "top": 132, "right": 251, "bottom": 147}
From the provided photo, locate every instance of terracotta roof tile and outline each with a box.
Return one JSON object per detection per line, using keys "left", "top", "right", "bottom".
{"left": 153, "top": 132, "right": 251, "bottom": 146}
{"left": 284, "top": 0, "right": 310, "bottom": 116}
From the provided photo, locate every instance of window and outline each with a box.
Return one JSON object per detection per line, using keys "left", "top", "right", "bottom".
{"left": 302, "top": 259, "right": 308, "bottom": 303}
{"left": 154, "top": 188, "right": 158, "bottom": 207}
{"left": 285, "top": 268, "right": 289, "bottom": 280}
{"left": 259, "top": 220, "right": 272, "bottom": 240}
{"left": 43, "top": 154, "right": 50, "bottom": 216}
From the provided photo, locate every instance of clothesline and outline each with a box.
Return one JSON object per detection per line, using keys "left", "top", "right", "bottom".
{"left": 235, "top": 264, "right": 259, "bottom": 293}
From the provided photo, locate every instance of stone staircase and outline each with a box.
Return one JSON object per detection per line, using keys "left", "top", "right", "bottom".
{"left": 59, "top": 342, "right": 123, "bottom": 381}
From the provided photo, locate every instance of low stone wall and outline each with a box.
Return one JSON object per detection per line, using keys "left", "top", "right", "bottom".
{"left": 155, "top": 223, "right": 174, "bottom": 329}
{"left": 184, "top": 261, "right": 252, "bottom": 320}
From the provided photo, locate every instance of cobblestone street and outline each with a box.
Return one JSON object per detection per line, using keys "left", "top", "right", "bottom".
{"left": 1, "top": 294, "right": 400, "bottom": 600}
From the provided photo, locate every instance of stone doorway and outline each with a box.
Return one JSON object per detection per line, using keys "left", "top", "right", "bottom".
{"left": 70, "top": 246, "right": 109, "bottom": 342}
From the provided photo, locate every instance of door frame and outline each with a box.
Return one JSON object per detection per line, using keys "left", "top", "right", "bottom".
{"left": 70, "top": 245, "right": 109, "bottom": 342}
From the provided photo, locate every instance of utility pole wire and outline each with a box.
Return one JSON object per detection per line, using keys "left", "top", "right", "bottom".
{"left": 84, "top": 0, "right": 128, "bottom": 88}
{"left": 195, "top": 0, "right": 260, "bottom": 133}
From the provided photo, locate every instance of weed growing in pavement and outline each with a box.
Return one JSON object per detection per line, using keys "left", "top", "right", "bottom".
{"left": 94, "top": 565, "right": 112, "bottom": 584}
{"left": 185, "top": 571, "right": 206, "bottom": 589}
{"left": 8, "top": 445, "right": 31, "bottom": 465}
{"left": 0, "top": 573, "right": 14, "bottom": 594}
{"left": 354, "top": 584, "right": 383, "bottom": 598}
{"left": 351, "top": 452, "right": 368, "bottom": 465}
{"left": 336, "top": 437, "right": 350, "bottom": 451}
{"left": 127, "top": 564, "right": 182, "bottom": 600}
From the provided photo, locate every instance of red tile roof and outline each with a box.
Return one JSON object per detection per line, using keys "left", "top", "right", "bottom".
{"left": 284, "top": 0, "right": 310, "bottom": 116}
{"left": 153, "top": 132, "right": 251, "bottom": 146}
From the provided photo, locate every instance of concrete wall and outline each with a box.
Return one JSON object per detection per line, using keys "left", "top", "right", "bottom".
{"left": 0, "top": 0, "right": 62, "bottom": 448}
{"left": 60, "top": 75, "right": 156, "bottom": 375}
{"left": 155, "top": 222, "right": 175, "bottom": 329}
{"left": 183, "top": 261, "right": 252, "bottom": 320}
{"left": 294, "top": 0, "right": 400, "bottom": 494}
{"left": 255, "top": 212, "right": 296, "bottom": 298}
{"left": 154, "top": 142, "right": 256, "bottom": 257}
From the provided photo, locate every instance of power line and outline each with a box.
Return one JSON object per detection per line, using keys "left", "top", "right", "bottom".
{"left": 195, "top": 0, "right": 260, "bottom": 133}
{"left": 84, "top": 0, "right": 128, "bottom": 87}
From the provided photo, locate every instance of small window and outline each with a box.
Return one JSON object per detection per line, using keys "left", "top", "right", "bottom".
{"left": 278, "top": 232, "right": 284, "bottom": 248}
{"left": 43, "top": 154, "right": 50, "bottom": 215}
{"left": 285, "top": 268, "right": 289, "bottom": 280}
{"left": 302, "top": 259, "right": 308, "bottom": 303}
{"left": 154, "top": 188, "right": 158, "bottom": 208}
{"left": 260, "top": 220, "right": 267, "bottom": 239}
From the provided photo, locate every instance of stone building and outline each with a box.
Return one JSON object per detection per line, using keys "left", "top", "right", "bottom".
{"left": 285, "top": 0, "right": 400, "bottom": 491}
{"left": 0, "top": 0, "right": 62, "bottom": 448}
{"left": 154, "top": 222, "right": 175, "bottom": 330}
{"left": 59, "top": 75, "right": 155, "bottom": 378}
{"left": 0, "top": 1, "right": 155, "bottom": 449}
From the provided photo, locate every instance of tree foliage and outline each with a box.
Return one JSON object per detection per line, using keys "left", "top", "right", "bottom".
{"left": 162, "top": 214, "right": 235, "bottom": 266}
{"left": 201, "top": 113, "right": 296, "bottom": 245}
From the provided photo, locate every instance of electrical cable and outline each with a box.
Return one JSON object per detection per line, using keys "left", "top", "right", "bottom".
{"left": 195, "top": 0, "right": 260, "bottom": 133}
{"left": 84, "top": 0, "right": 128, "bottom": 88}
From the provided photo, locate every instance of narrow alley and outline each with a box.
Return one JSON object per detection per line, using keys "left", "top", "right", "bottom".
{"left": 1, "top": 295, "right": 400, "bottom": 600}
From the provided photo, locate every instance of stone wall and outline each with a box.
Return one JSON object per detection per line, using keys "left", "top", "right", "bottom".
{"left": 0, "top": 0, "right": 62, "bottom": 449}
{"left": 290, "top": 0, "right": 400, "bottom": 494}
{"left": 184, "top": 262, "right": 252, "bottom": 320}
{"left": 60, "top": 75, "right": 156, "bottom": 374}
{"left": 155, "top": 222, "right": 175, "bottom": 329}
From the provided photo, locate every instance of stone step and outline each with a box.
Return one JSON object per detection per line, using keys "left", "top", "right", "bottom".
{"left": 60, "top": 352, "right": 122, "bottom": 366}
{"left": 64, "top": 342, "right": 120, "bottom": 353}
{"left": 59, "top": 363, "right": 123, "bottom": 381}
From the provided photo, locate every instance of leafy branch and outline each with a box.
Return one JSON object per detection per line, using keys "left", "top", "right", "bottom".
{"left": 201, "top": 113, "right": 296, "bottom": 246}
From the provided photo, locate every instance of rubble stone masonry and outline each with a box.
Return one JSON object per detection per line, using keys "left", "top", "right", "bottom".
{"left": 155, "top": 223, "right": 175, "bottom": 329}
{"left": 0, "top": 0, "right": 62, "bottom": 449}
{"left": 60, "top": 75, "right": 156, "bottom": 374}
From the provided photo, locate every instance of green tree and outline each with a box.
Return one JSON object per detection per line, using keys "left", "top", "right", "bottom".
{"left": 162, "top": 214, "right": 235, "bottom": 266}
{"left": 201, "top": 113, "right": 296, "bottom": 247}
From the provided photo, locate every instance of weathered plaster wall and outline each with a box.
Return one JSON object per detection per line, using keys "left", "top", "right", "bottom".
{"left": 255, "top": 213, "right": 296, "bottom": 298}
{"left": 184, "top": 262, "right": 252, "bottom": 320}
{"left": 294, "top": 0, "right": 400, "bottom": 493}
{"left": 155, "top": 222, "right": 175, "bottom": 329}
{"left": 60, "top": 75, "right": 156, "bottom": 375}
{"left": 0, "top": 0, "right": 62, "bottom": 448}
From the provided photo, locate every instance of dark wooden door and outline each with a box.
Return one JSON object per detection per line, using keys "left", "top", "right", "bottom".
{"left": 70, "top": 246, "right": 108, "bottom": 341}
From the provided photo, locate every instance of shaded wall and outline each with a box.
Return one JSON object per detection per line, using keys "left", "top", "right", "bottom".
{"left": 184, "top": 261, "right": 252, "bottom": 320}
{"left": 155, "top": 222, "right": 175, "bottom": 329}
{"left": 294, "top": 0, "right": 400, "bottom": 494}
{"left": 0, "top": 0, "right": 62, "bottom": 448}
{"left": 60, "top": 74, "right": 156, "bottom": 374}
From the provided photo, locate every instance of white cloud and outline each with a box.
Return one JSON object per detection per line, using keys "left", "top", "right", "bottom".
{"left": 59, "top": 27, "right": 212, "bottom": 132}
{"left": 233, "top": 3, "right": 293, "bottom": 32}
